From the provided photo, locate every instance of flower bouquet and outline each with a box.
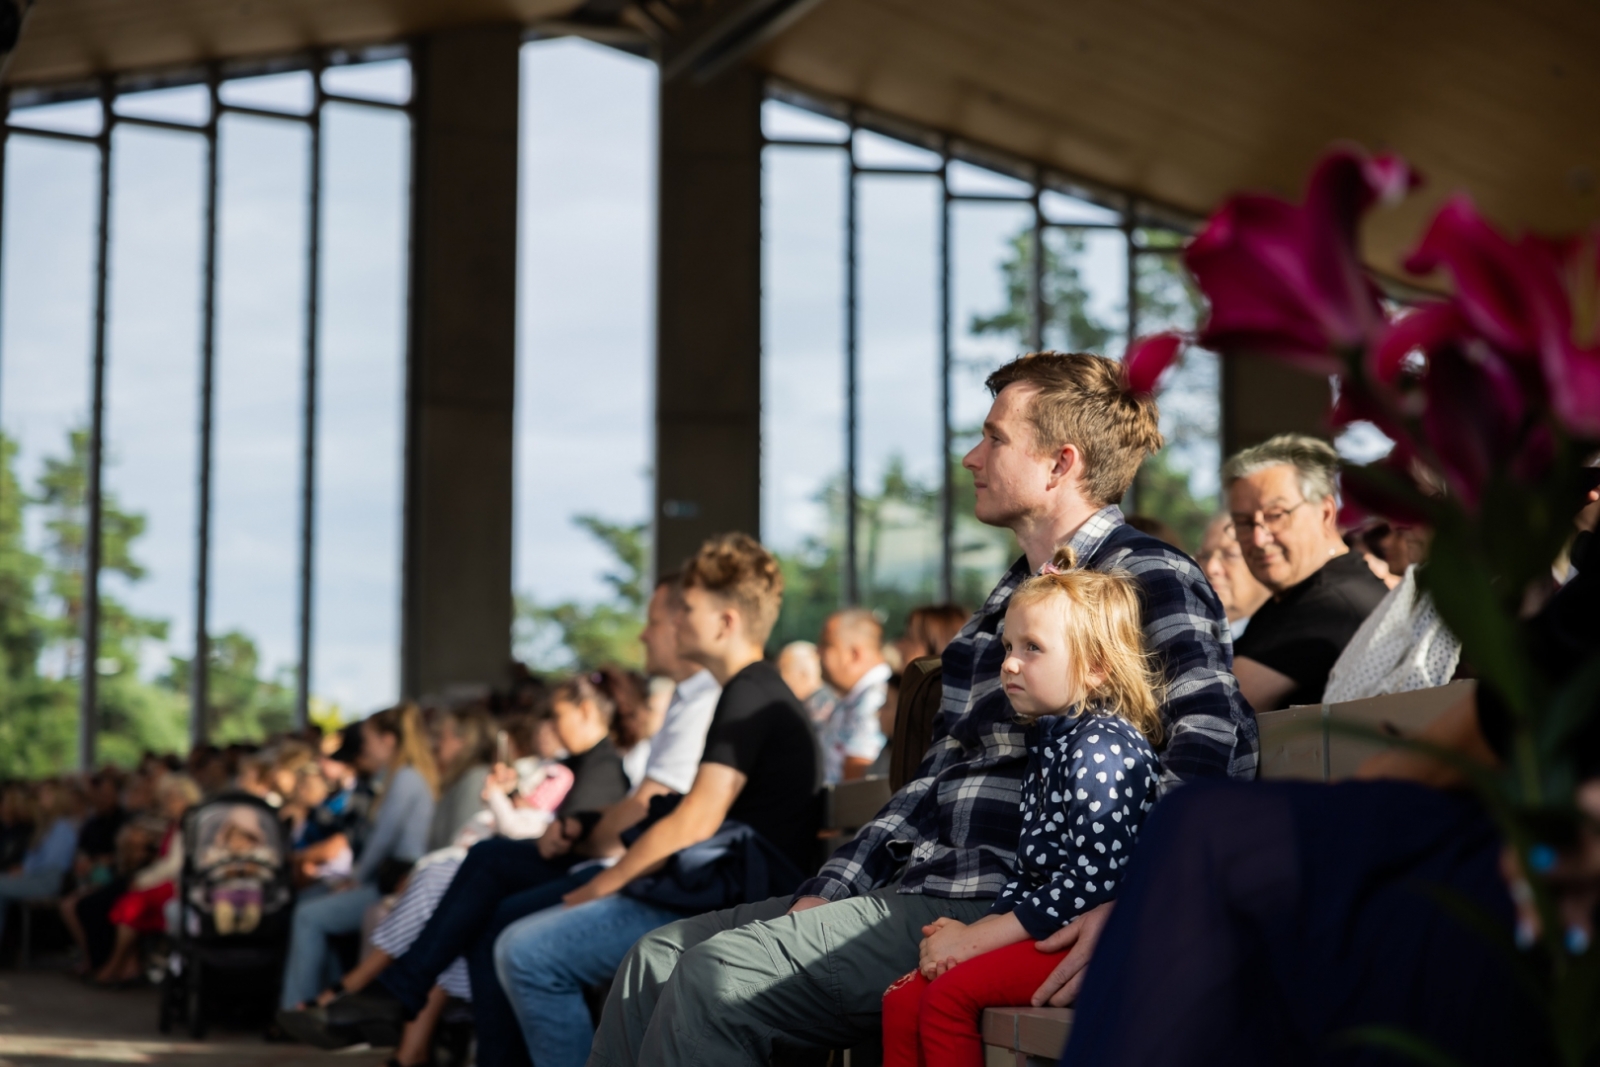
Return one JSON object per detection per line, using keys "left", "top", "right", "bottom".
{"left": 1127, "top": 147, "right": 1600, "bottom": 1065}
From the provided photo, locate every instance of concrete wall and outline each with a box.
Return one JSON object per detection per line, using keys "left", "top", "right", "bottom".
{"left": 401, "top": 24, "right": 521, "bottom": 699}
{"left": 653, "top": 66, "right": 764, "bottom": 577}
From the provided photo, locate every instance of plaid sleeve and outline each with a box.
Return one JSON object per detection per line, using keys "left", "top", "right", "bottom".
{"left": 1117, "top": 545, "right": 1260, "bottom": 788}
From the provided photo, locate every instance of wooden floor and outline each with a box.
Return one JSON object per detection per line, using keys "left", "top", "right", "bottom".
{"left": 0, "top": 966, "right": 390, "bottom": 1067}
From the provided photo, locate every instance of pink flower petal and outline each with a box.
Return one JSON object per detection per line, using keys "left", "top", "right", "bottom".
{"left": 1370, "top": 304, "right": 1464, "bottom": 384}
{"left": 1123, "top": 333, "right": 1185, "bottom": 395}
{"left": 1404, "top": 195, "right": 1543, "bottom": 358}
{"left": 1186, "top": 147, "right": 1402, "bottom": 370}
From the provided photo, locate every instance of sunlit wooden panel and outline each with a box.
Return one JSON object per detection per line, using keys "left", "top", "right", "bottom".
{"left": 755, "top": 0, "right": 1600, "bottom": 275}
{"left": 5, "top": 0, "right": 584, "bottom": 86}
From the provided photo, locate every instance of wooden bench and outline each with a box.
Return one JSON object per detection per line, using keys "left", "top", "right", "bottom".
{"left": 982, "top": 1006, "right": 1074, "bottom": 1067}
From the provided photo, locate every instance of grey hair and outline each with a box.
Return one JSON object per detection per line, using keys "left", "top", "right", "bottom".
{"left": 1221, "top": 433, "right": 1340, "bottom": 504}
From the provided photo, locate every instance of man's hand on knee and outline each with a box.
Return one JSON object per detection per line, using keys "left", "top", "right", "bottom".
{"left": 1030, "top": 901, "right": 1114, "bottom": 1007}
{"left": 787, "top": 895, "right": 829, "bottom": 915}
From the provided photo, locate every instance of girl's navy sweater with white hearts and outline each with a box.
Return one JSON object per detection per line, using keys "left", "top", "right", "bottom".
{"left": 989, "top": 711, "right": 1160, "bottom": 939}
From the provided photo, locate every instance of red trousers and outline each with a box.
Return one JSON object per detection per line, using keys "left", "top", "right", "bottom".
{"left": 881, "top": 939, "right": 1069, "bottom": 1067}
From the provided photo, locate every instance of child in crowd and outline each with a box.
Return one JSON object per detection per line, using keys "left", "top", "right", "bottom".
{"left": 881, "top": 547, "right": 1165, "bottom": 1067}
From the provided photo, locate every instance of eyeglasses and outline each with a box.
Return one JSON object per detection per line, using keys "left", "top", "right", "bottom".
{"left": 1232, "top": 500, "right": 1309, "bottom": 536}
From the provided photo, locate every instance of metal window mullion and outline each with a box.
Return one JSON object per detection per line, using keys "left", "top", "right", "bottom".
{"left": 1029, "top": 189, "right": 1044, "bottom": 352}
{"left": 0, "top": 92, "right": 9, "bottom": 503}
{"left": 192, "top": 74, "right": 221, "bottom": 748}
{"left": 294, "top": 76, "right": 324, "bottom": 731}
{"left": 843, "top": 132, "right": 859, "bottom": 607}
{"left": 217, "top": 102, "right": 315, "bottom": 124}
{"left": 0, "top": 125, "right": 100, "bottom": 145}
{"left": 938, "top": 149, "right": 953, "bottom": 603}
{"left": 112, "top": 114, "right": 206, "bottom": 136}
{"left": 79, "top": 86, "right": 114, "bottom": 772}
{"left": 1123, "top": 197, "right": 1141, "bottom": 513}
{"left": 320, "top": 92, "right": 408, "bottom": 113}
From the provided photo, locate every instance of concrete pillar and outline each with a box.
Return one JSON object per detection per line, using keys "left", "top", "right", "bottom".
{"left": 1220, "top": 355, "right": 1332, "bottom": 459}
{"left": 653, "top": 66, "right": 764, "bottom": 577}
{"left": 401, "top": 24, "right": 521, "bottom": 699}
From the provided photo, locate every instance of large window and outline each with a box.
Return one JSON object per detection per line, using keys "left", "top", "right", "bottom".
{"left": 512, "top": 39, "right": 656, "bottom": 673}
{"left": 761, "top": 86, "right": 1221, "bottom": 645}
{"left": 0, "top": 52, "right": 411, "bottom": 773}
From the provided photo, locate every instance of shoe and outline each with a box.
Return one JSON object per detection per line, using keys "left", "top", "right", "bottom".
{"left": 273, "top": 1007, "right": 362, "bottom": 1050}
{"left": 327, "top": 991, "right": 403, "bottom": 1048}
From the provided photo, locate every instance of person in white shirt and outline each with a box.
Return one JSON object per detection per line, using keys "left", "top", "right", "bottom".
{"left": 579, "top": 575, "right": 722, "bottom": 856}
{"left": 816, "top": 608, "right": 892, "bottom": 783}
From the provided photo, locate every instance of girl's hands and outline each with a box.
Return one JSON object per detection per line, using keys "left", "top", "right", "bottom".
{"left": 917, "top": 917, "right": 970, "bottom": 979}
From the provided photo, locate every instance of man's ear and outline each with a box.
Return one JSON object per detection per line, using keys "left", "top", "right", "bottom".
{"left": 1048, "top": 442, "right": 1082, "bottom": 490}
{"left": 1318, "top": 493, "right": 1339, "bottom": 530}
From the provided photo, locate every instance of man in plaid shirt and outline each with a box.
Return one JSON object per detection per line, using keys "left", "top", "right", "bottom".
{"left": 588, "top": 353, "right": 1257, "bottom": 1067}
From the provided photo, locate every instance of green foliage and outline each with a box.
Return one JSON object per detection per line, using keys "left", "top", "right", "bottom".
{"left": 0, "top": 427, "right": 299, "bottom": 777}
{"left": 769, "top": 457, "right": 1017, "bottom": 650}
{"left": 515, "top": 516, "right": 649, "bottom": 672}
{"left": 1134, "top": 450, "right": 1217, "bottom": 555}
{"left": 166, "top": 631, "right": 295, "bottom": 745}
{"left": 968, "top": 223, "right": 1220, "bottom": 553}
{"left": 970, "top": 229, "right": 1118, "bottom": 354}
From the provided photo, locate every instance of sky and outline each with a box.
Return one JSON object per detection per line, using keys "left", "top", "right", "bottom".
{"left": 0, "top": 37, "right": 1211, "bottom": 716}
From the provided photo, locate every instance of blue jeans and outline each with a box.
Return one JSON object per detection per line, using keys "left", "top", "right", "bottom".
{"left": 279, "top": 883, "right": 379, "bottom": 1009}
{"left": 494, "top": 895, "right": 683, "bottom": 1067}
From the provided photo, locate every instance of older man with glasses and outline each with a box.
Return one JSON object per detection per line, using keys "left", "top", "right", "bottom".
{"left": 1225, "top": 433, "right": 1389, "bottom": 711}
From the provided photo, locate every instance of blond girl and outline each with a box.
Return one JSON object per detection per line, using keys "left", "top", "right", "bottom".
{"left": 882, "top": 547, "right": 1165, "bottom": 1067}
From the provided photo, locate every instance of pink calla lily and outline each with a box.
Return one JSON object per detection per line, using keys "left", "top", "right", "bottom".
{"left": 1404, "top": 196, "right": 1544, "bottom": 358}
{"left": 1370, "top": 303, "right": 1464, "bottom": 386}
{"left": 1419, "top": 342, "right": 1528, "bottom": 511}
{"left": 1406, "top": 199, "right": 1600, "bottom": 437}
{"left": 1123, "top": 333, "right": 1185, "bottom": 395}
{"left": 1185, "top": 148, "right": 1414, "bottom": 373}
{"left": 1524, "top": 231, "right": 1600, "bottom": 438}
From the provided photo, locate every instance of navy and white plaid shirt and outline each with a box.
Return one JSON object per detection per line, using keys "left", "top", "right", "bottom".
{"left": 795, "top": 505, "right": 1258, "bottom": 903}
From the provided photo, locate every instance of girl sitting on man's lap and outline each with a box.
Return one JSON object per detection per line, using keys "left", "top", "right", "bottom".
{"left": 882, "top": 546, "right": 1165, "bottom": 1067}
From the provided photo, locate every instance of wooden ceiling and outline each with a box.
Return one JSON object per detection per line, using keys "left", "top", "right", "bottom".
{"left": 8, "top": 0, "right": 1598, "bottom": 275}
{"left": 754, "top": 0, "right": 1600, "bottom": 277}
{"left": 2, "top": 0, "right": 584, "bottom": 85}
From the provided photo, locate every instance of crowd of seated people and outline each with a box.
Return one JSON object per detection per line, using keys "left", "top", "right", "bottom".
{"left": 7, "top": 348, "right": 1596, "bottom": 1067}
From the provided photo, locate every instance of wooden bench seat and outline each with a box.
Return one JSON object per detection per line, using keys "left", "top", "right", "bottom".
{"left": 982, "top": 1006, "right": 1073, "bottom": 1066}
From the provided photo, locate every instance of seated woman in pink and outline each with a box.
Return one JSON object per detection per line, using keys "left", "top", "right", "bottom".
{"left": 881, "top": 549, "right": 1165, "bottom": 1067}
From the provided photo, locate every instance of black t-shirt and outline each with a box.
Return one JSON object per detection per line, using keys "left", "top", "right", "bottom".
{"left": 557, "top": 737, "right": 631, "bottom": 820}
{"left": 1235, "top": 551, "right": 1389, "bottom": 707}
{"left": 77, "top": 807, "right": 127, "bottom": 859}
{"left": 699, "top": 659, "right": 823, "bottom": 874}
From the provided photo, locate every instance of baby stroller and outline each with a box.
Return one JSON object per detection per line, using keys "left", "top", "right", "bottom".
{"left": 158, "top": 793, "right": 294, "bottom": 1038}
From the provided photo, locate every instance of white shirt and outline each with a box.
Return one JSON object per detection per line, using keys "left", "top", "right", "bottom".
{"left": 639, "top": 669, "right": 722, "bottom": 795}
{"left": 820, "top": 661, "right": 892, "bottom": 784}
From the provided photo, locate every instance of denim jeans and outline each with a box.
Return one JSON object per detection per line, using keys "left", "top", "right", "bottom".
{"left": 279, "top": 883, "right": 379, "bottom": 1010}
{"left": 377, "top": 836, "right": 581, "bottom": 1016}
{"left": 494, "top": 895, "right": 683, "bottom": 1067}
{"left": 464, "top": 866, "right": 600, "bottom": 1067}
